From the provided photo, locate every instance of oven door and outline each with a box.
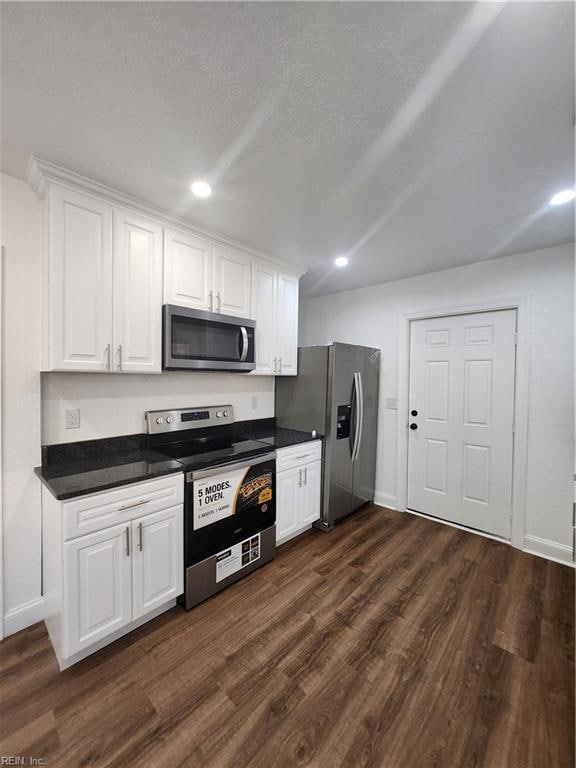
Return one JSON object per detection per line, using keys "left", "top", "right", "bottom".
{"left": 185, "top": 453, "right": 276, "bottom": 566}
{"left": 163, "top": 304, "right": 255, "bottom": 371}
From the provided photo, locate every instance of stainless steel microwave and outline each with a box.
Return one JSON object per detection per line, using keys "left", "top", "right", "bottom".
{"left": 163, "top": 305, "right": 256, "bottom": 371}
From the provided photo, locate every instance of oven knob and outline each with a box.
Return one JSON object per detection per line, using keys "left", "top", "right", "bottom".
{"left": 216, "top": 411, "right": 223, "bottom": 418}
{"left": 166, "top": 416, "right": 175, "bottom": 424}
{"left": 156, "top": 417, "right": 165, "bottom": 425}
{"left": 223, "top": 410, "right": 229, "bottom": 417}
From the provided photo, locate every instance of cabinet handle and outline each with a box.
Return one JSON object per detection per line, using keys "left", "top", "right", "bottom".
{"left": 296, "top": 454, "right": 310, "bottom": 460}
{"left": 138, "top": 522, "right": 143, "bottom": 552}
{"left": 303, "top": 467, "right": 308, "bottom": 486}
{"left": 117, "top": 344, "right": 123, "bottom": 371}
{"left": 298, "top": 469, "right": 302, "bottom": 487}
{"left": 105, "top": 344, "right": 111, "bottom": 371}
{"left": 217, "top": 293, "right": 221, "bottom": 312}
{"left": 125, "top": 526, "right": 130, "bottom": 557}
{"left": 209, "top": 291, "right": 213, "bottom": 312}
{"left": 118, "top": 498, "right": 150, "bottom": 512}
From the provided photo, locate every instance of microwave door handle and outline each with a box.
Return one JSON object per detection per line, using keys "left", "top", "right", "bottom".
{"left": 239, "top": 326, "right": 249, "bottom": 362}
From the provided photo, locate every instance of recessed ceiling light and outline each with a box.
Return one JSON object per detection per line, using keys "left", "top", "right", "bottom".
{"left": 190, "top": 180, "right": 212, "bottom": 198}
{"left": 335, "top": 256, "right": 348, "bottom": 268}
{"left": 549, "top": 189, "right": 575, "bottom": 206}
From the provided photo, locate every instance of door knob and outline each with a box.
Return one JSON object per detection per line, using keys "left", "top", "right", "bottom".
{"left": 411, "top": 410, "right": 418, "bottom": 417}
{"left": 409, "top": 423, "right": 418, "bottom": 430}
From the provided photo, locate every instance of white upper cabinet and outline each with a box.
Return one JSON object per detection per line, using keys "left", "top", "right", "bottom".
{"left": 251, "top": 260, "right": 277, "bottom": 375}
{"left": 48, "top": 186, "right": 113, "bottom": 371}
{"left": 276, "top": 273, "right": 299, "bottom": 376}
{"left": 114, "top": 210, "right": 163, "bottom": 373}
{"left": 250, "top": 266, "right": 299, "bottom": 376}
{"left": 214, "top": 245, "right": 252, "bottom": 317}
{"left": 163, "top": 229, "right": 214, "bottom": 311}
{"left": 35, "top": 166, "right": 302, "bottom": 375}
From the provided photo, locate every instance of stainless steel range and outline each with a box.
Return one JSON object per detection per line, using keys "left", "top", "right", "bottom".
{"left": 145, "top": 406, "right": 276, "bottom": 610}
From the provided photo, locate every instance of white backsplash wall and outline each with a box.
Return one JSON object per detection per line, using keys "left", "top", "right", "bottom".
{"left": 42, "top": 372, "right": 275, "bottom": 444}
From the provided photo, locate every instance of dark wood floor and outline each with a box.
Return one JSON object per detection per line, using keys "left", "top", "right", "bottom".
{"left": 0, "top": 505, "right": 573, "bottom": 768}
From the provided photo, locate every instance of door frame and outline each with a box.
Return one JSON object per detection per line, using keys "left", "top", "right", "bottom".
{"left": 396, "top": 295, "right": 530, "bottom": 550}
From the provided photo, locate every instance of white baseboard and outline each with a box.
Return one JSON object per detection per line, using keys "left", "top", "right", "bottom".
{"left": 524, "top": 534, "right": 574, "bottom": 566}
{"left": 373, "top": 492, "right": 398, "bottom": 510}
{"left": 3, "top": 596, "right": 46, "bottom": 637}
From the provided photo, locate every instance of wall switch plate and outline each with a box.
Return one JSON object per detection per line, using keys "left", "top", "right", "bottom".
{"left": 385, "top": 398, "right": 398, "bottom": 410}
{"left": 251, "top": 396, "right": 258, "bottom": 411}
{"left": 65, "top": 409, "right": 80, "bottom": 429}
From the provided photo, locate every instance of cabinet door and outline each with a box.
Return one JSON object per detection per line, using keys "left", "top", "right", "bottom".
{"left": 214, "top": 245, "right": 251, "bottom": 317}
{"left": 276, "top": 467, "right": 302, "bottom": 543}
{"left": 301, "top": 461, "right": 322, "bottom": 527}
{"left": 132, "top": 506, "right": 183, "bottom": 620}
{"left": 64, "top": 523, "right": 132, "bottom": 656}
{"left": 276, "top": 273, "right": 299, "bottom": 376}
{"left": 164, "top": 229, "right": 214, "bottom": 311}
{"left": 251, "top": 260, "right": 277, "bottom": 375}
{"left": 114, "top": 210, "right": 163, "bottom": 373}
{"left": 48, "top": 186, "right": 113, "bottom": 371}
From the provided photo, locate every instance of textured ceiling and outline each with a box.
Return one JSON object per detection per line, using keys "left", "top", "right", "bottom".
{"left": 1, "top": 2, "right": 574, "bottom": 297}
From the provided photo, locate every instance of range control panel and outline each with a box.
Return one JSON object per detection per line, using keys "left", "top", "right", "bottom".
{"left": 145, "top": 405, "right": 234, "bottom": 434}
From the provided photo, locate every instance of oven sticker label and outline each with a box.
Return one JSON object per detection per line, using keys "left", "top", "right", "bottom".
{"left": 193, "top": 465, "right": 273, "bottom": 530}
{"left": 216, "top": 533, "right": 261, "bottom": 583}
{"left": 193, "top": 467, "right": 248, "bottom": 530}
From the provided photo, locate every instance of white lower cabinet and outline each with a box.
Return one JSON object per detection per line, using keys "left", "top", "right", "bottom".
{"left": 132, "top": 506, "right": 183, "bottom": 620}
{"left": 64, "top": 523, "right": 132, "bottom": 654}
{"left": 276, "top": 442, "right": 322, "bottom": 544}
{"left": 276, "top": 467, "right": 302, "bottom": 541}
{"left": 43, "top": 475, "right": 184, "bottom": 669}
{"left": 301, "top": 461, "right": 322, "bottom": 527}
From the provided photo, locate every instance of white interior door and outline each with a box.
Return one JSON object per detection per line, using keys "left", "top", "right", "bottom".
{"left": 407, "top": 310, "right": 516, "bottom": 538}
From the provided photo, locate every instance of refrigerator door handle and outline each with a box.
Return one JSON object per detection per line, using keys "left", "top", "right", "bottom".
{"left": 351, "top": 371, "right": 362, "bottom": 461}
{"left": 356, "top": 371, "right": 364, "bottom": 460}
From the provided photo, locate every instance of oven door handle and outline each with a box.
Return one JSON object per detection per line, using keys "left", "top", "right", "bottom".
{"left": 239, "top": 326, "right": 249, "bottom": 362}
{"left": 186, "top": 451, "right": 276, "bottom": 483}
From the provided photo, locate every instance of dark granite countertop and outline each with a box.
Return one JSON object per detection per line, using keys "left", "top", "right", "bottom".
{"left": 36, "top": 419, "right": 322, "bottom": 501}
{"left": 35, "top": 447, "right": 184, "bottom": 501}
{"left": 235, "top": 420, "right": 322, "bottom": 450}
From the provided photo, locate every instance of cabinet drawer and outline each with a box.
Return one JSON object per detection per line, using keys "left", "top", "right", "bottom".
{"left": 63, "top": 474, "right": 184, "bottom": 541}
{"left": 276, "top": 441, "right": 322, "bottom": 472}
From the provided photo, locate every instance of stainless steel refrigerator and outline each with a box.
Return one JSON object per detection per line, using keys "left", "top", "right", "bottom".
{"left": 275, "top": 342, "right": 380, "bottom": 530}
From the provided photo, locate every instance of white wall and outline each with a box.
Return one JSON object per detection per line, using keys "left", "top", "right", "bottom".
{"left": 42, "top": 372, "right": 274, "bottom": 444}
{"left": 1, "top": 173, "right": 44, "bottom": 632}
{"left": 300, "top": 243, "right": 574, "bottom": 561}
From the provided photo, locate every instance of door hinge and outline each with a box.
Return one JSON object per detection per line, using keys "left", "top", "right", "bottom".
{"left": 513, "top": 332, "right": 519, "bottom": 346}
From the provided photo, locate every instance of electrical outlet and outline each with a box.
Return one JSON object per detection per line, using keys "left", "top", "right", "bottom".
{"left": 251, "top": 396, "right": 258, "bottom": 411}
{"left": 65, "top": 409, "right": 80, "bottom": 429}
{"left": 385, "top": 398, "right": 398, "bottom": 410}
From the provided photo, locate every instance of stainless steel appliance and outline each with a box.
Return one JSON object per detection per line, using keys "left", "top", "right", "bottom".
{"left": 146, "top": 405, "right": 276, "bottom": 610}
{"left": 163, "top": 305, "right": 256, "bottom": 371}
{"left": 275, "top": 342, "right": 380, "bottom": 530}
